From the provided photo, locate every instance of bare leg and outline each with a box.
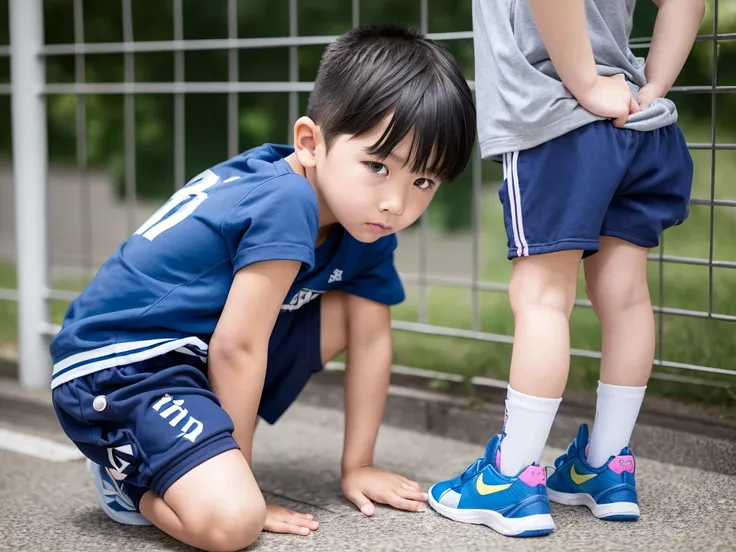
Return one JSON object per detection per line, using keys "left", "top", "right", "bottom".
{"left": 139, "top": 449, "right": 265, "bottom": 552}
{"left": 500, "top": 250, "right": 581, "bottom": 476}
{"left": 584, "top": 237, "right": 654, "bottom": 387}
{"left": 584, "top": 237, "right": 651, "bottom": 466}
{"left": 508, "top": 250, "right": 582, "bottom": 397}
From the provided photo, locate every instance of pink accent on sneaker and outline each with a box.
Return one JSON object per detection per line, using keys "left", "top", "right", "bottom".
{"left": 519, "top": 465, "right": 546, "bottom": 487}
{"left": 495, "top": 449, "right": 501, "bottom": 469}
{"left": 608, "top": 455, "right": 635, "bottom": 474}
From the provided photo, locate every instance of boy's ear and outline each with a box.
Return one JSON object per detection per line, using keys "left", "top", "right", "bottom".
{"left": 292, "top": 116, "right": 322, "bottom": 169}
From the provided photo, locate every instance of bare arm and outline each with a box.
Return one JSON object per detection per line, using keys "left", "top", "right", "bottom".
{"left": 341, "top": 294, "right": 393, "bottom": 473}
{"left": 526, "top": 0, "right": 638, "bottom": 124}
{"left": 645, "top": 0, "right": 705, "bottom": 94}
{"left": 527, "top": 0, "right": 598, "bottom": 99}
{"left": 208, "top": 260, "right": 301, "bottom": 465}
{"left": 338, "top": 293, "right": 427, "bottom": 515}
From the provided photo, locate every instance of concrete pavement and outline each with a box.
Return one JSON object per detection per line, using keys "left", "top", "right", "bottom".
{"left": 1, "top": 381, "right": 735, "bottom": 552}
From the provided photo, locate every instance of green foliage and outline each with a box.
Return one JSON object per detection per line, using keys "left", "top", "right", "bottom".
{"left": 1, "top": 2, "right": 735, "bottom": 410}
{"left": 0, "top": 0, "right": 729, "bottom": 232}
{"left": 5, "top": 1, "right": 731, "bottom": 231}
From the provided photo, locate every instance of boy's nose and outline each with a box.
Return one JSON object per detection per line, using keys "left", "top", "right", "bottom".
{"left": 379, "top": 193, "right": 405, "bottom": 216}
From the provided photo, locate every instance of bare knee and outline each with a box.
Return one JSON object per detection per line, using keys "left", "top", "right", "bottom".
{"left": 586, "top": 273, "right": 650, "bottom": 318}
{"left": 161, "top": 450, "right": 267, "bottom": 552}
{"left": 510, "top": 278, "right": 576, "bottom": 318}
{"left": 584, "top": 238, "right": 651, "bottom": 317}
{"left": 185, "top": 496, "right": 266, "bottom": 552}
{"left": 509, "top": 253, "right": 580, "bottom": 318}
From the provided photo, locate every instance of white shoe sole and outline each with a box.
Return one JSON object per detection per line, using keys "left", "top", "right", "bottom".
{"left": 547, "top": 489, "right": 640, "bottom": 520}
{"left": 87, "top": 460, "right": 151, "bottom": 526}
{"left": 428, "top": 485, "right": 555, "bottom": 537}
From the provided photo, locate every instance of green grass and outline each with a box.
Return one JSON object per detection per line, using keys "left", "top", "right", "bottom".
{"left": 0, "top": 264, "right": 91, "bottom": 347}
{"left": 1, "top": 122, "right": 735, "bottom": 409}
{"left": 0, "top": 262, "right": 17, "bottom": 345}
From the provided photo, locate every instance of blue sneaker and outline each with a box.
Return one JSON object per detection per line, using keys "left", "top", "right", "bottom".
{"left": 87, "top": 460, "right": 151, "bottom": 526}
{"left": 428, "top": 435, "right": 555, "bottom": 537}
{"left": 546, "top": 424, "right": 640, "bottom": 521}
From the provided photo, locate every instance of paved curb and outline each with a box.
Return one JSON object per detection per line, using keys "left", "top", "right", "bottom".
{"left": 9, "top": 355, "right": 734, "bottom": 436}
{"left": 342, "top": 364, "right": 736, "bottom": 439}
{"left": 2, "top": 363, "right": 735, "bottom": 475}
{"left": 297, "top": 369, "right": 736, "bottom": 475}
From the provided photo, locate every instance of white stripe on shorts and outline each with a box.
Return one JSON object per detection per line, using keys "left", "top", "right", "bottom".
{"left": 504, "top": 151, "right": 529, "bottom": 257}
{"left": 503, "top": 153, "right": 523, "bottom": 257}
{"left": 510, "top": 151, "right": 529, "bottom": 256}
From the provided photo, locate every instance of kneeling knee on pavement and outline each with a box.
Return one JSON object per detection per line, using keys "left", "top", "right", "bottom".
{"left": 178, "top": 495, "right": 267, "bottom": 552}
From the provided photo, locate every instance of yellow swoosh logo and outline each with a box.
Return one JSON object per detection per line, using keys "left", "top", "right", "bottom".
{"left": 476, "top": 476, "right": 512, "bottom": 496}
{"left": 570, "top": 464, "right": 597, "bottom": 485}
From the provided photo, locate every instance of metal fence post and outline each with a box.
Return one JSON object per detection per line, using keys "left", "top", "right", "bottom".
{"left": 9, "top": 0, "right": 50, "bottom": 388}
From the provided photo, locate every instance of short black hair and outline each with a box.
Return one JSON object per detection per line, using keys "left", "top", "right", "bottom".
{"left": 307, "top": 25, "right": 476, "bottom": 183}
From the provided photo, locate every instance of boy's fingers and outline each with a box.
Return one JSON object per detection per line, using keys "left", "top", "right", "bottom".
{"left": 347, "top": 490, "right": 375, "bottom": 516}
{"left": 286, "top": 515, "right": 320, "bottom": 530}
{"left": 397, "top": 486, "right": 428, "bottom": 502}
{"left": 266, "top": 520, "right": 313, "bottom": 536}
{"left": 613, "top": 111, "right": 628, "bottom": 128}
{"left": 630, "top": 95, "right": 642, "bottom": 113}
{"left": 388, "top": 493, "right": 426, "bottom": 513}
{"left": 400, "top": 478, "right": 421, "bottom": 490}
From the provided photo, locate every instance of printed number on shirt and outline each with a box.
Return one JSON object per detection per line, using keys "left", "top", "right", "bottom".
{"left": 135, "top": 169, "right": 220, "bottom": 241}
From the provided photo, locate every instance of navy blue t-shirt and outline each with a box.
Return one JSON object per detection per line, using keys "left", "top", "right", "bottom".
{"left": 50, "top": 144, "right": 405, "bottom": 389}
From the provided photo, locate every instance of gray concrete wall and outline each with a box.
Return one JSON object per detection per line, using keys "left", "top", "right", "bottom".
{"left": 0, "top": 161, "right": 488, "bottom": 281}
{"left": 0, "top": 161, "right": 160, "bottom": 278}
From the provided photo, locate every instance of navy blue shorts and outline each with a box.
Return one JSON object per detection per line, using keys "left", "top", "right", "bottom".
{"left": 498, "top": 121, "right": 694, "bottom": 259}
{"left": 52, "top": 297, "right": 322, "bottom": 497}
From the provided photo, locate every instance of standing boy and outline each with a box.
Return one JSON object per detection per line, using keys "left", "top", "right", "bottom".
{"left": 429, "top": 0, "right": 703, "bottom": 537}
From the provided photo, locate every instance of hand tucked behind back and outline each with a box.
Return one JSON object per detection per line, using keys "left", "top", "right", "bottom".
{"left": 636, "top": 82, "right": 667, "bottom": 111}
{"left": 577, "top": 73, "right": 641, "bottom": 128}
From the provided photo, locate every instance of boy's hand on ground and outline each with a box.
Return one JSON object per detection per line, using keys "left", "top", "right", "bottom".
{"left": 577, "top": 74, "right": 641, "bottom": 128}
{"left": 263, "top": 504, "right": 319, "bottom": 536}
{"left": 636, "top": 82, "right": 666, "bottom": 111}
{"left": 341, "top": 466, "right": 428, "bottom": 516}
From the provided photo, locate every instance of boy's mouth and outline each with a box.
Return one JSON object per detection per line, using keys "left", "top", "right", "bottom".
{"left": 367, "top": 222, "right": 392, "bottom": 233}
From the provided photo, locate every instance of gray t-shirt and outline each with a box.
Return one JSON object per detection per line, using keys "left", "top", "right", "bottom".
{"left": 472, "top": 0, "right": 678, "bottom": 160}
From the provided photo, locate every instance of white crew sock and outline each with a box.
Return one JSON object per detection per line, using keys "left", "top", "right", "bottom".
{"left": 499, "top": 385, "right": 562, "bottom": 477}
{"left": 586, "top": 381, "right": 647, "bottom": 468}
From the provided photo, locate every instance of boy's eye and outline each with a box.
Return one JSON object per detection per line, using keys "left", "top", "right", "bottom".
{"left": 415, "top": 178, "right": 435, "bottom": 190}
{"left": 365, "top": 161, "right": 388, "bottom": 176}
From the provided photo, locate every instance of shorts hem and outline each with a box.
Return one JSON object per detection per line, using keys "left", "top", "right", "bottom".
{"left": 258, "top": 403, "right": 286, "bottom": 426}
{"left": 150, "top": 433, "right": 239, "bottom": 498}
{"left": 508, "top": 239, "right": 600, "bottom": 259}
{"left": 257, "top": 359, "right": 323, "bottom": 425}
{"left": 601, "top": 228, "right": 658, "bottom": 249}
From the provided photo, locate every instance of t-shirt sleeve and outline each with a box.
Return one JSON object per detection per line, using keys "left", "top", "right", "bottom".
{"left": 340, "top": 234, "right": 405, "bottom": 306}
{"left": 222, "top": 174, "right": 319, "bottom": 275}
